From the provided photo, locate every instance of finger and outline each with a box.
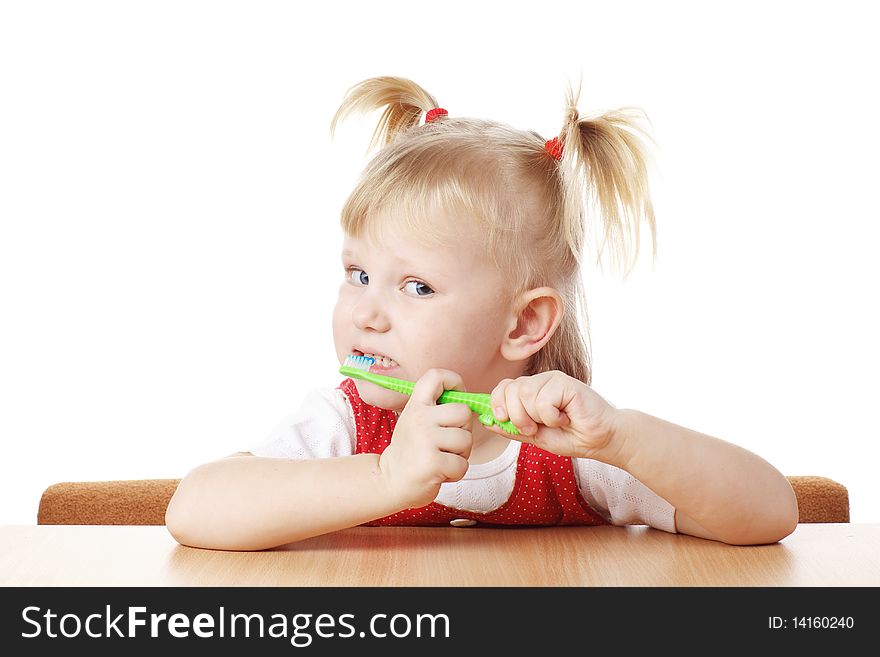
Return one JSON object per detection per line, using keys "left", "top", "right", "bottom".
{"left": 503, "top": 383, "right": 539, "bottom": 437}
{"left": 530, "top": 397, "right": 570, "bottom": 429}
{"left": 534, "top": 376, "right": 571, "bottom": 428}
{"left": 438, "top": 452, "right": 469, "bottom": 483}
{"left": 490, "top": 378, "right": 514, "bottom": 422}
{"left": 435, "top": 426, "right": 473, "bottom": 460}
{"left": 409, "top": 368, "right": 466, "bottom": 407}
{"left": 517, "top": 380, "right": 545, "bottom": 430}
{"left": 431, "top": 402, "right": 473, "bottom": 429}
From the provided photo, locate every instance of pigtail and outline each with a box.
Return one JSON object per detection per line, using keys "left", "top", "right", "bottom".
{"left": 558, "top": 79, "right": 657, "bottom": 277}
{"left": 526, "top": 80, "right": 658, "bottom": 383}
{"left": 329, "top": 76, "right": 441, "bottom": 153}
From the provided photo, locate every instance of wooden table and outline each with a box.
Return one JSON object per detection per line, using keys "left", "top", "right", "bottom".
{"left": 1, "top": 523, "right": 878, "bottom": 586}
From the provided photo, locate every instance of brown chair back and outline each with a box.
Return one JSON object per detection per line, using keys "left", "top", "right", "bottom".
{"left": 36, "top": 475, "right": 849, "bottom": 525}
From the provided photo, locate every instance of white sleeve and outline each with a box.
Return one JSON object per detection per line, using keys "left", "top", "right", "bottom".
{"left": 247, "top": 388, "right": 356, "bottom": 459}
{"left": 573, "top": 458, "right": 677, "bottom": 533}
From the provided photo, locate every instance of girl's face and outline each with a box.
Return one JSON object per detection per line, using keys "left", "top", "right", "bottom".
{"left": 332, "top": 214, "right": 521, "bottom": 411}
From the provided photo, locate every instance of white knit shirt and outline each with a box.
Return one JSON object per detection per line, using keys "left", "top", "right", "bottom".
{"left": 248, "top": 387, "right": 677, "bottom": 533}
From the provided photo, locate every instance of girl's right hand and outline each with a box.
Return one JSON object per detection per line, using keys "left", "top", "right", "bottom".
{"left": 378, "top": 368, "right": 473, "bottom": 510}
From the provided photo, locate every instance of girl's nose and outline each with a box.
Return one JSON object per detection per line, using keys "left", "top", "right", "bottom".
{"left": 351, "top": 291, "right": 391, "bottom": 332}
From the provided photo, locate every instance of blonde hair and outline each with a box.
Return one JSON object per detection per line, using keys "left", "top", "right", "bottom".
{"left": 330, "top": 76, "right": 656, "bottom": 385}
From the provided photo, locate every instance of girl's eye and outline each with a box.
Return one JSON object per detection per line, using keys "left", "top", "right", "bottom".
{"left": 348, "top": 268, "right": 368, "bottom": 286}
{"left": 404, "top": 280, "right": 434, "bottom": 297}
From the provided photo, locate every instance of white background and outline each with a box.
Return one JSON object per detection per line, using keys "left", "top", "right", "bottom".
{"left": 1, "top": 1, "right": 877, "bottom": 525}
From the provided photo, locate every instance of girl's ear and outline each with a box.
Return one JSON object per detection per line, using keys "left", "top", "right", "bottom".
{"left": 500, "top": 287, "right": 564, "bottom": 361}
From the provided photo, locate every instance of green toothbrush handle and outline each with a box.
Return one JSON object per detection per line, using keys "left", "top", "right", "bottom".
{"left": 437, "top": 390, "right": 521, "bottom": 436}
{"left": 339, "top": 366, "right": 520, "bottom": 435}
{"left": 339, "top": 367, "right": 417, "bottom": 395}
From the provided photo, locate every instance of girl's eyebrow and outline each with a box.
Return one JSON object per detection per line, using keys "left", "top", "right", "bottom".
{"left": 341, "top": 247, "right": 450, "bottom": 284}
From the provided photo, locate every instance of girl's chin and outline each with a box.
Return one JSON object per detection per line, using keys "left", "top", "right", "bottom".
{"left": 354, "top": 380, "right": 408, "bottom": 411}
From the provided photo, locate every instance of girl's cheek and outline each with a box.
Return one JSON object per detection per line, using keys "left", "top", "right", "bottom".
{"left": 334, "top": 285, "right": 357, "bottom": 309}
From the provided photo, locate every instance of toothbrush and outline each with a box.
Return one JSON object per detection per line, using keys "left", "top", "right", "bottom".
{"left": 340, "top": 354, "right": 521, "bottom": 435}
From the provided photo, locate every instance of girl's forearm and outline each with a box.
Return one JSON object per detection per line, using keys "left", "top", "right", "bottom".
{"left": 602, "top": 409, "right": 799, "bottom": 545}
{"left": 165, "top": 454, "right": 401, "bottom": 550}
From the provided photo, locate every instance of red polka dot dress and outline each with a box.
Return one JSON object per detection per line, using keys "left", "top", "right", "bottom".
{"left": 338, "top": 378, "right": 609, "bottom": 527}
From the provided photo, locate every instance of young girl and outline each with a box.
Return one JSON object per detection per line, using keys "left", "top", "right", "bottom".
{"left": 165, "top": 76, "right": 799, "bottom": 551}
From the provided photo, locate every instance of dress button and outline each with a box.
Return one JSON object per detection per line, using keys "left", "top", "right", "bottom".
{"left": 449, "top": 518, "right": 477, "bottom": 527}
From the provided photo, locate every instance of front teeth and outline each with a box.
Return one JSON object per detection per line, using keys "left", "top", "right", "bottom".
{"left": 362, "top": 353, "right": 398, "bottom": 368}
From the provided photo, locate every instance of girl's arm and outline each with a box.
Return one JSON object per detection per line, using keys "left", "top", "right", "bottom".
{"left": 165, "top": 452, "right": 402, "bottom": 551}
{"left": 167, "top": 370, "right": 475, "bottom": 551}
{"left": 606, "top": 410, "right": 799, "bottom": 545}
{"left": 489, "top": 371, "right": 799, "bottom": 545}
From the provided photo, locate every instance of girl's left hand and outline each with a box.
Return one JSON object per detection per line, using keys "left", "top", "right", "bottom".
{"left": 487, "top": 370, "right": 620, "bottom": 458}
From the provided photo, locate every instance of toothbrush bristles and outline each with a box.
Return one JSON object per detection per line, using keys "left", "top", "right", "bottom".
{"left": 343, "top": 354, "right": 375, "bottom": 371}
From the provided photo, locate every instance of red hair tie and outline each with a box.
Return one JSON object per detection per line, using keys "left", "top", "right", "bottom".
{"left": 544, "top": 136, "right": 563, "bottom": 161}
{"left": 425, "top": 107, "right": 448, "bottom": 123}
